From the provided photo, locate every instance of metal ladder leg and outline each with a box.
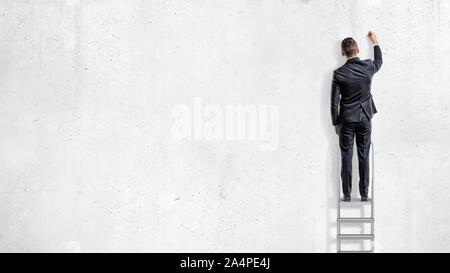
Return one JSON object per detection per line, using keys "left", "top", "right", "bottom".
{"left": 337, "top": 142, "right": 375, "bottom": 253}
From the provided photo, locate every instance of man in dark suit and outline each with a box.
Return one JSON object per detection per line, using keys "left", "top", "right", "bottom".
{"left": 331, "top": 31, "right": 383, "bottom": 202}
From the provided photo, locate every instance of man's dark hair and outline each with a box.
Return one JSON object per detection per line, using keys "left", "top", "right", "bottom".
{"left": 341, "top": 37, "right": 358, "bottom": 57}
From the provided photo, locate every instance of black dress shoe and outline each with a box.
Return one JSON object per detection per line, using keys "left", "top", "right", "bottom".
{"left": 361, "top": 196, "right": 369, "bottom": 202}
{"left": 343, "top": 196, "right": 351, "bottom": 202}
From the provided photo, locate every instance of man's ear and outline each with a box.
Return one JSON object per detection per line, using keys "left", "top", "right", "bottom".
{"left": 356, "top": 48, "right": 360, "bottom": 54}
{"left": 341, "top": 50, "right": 345, "bottom": 57}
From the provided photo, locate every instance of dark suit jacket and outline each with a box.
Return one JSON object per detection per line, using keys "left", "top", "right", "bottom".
{"left": 331, "top": 45, "right": 383, "bottom": 126}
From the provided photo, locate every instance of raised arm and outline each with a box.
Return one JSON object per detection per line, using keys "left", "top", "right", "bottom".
{"left": 368, "top": 31, "right": 383, "bottom": 73}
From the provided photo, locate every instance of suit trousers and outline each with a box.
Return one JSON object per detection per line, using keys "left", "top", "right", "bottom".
{"left": 338, "top": 110, "right": 371, "bottom": 197}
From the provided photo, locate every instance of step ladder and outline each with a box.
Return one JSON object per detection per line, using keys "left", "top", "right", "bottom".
{"left": 337, "top": 142, "right": 375, "bottom": 253}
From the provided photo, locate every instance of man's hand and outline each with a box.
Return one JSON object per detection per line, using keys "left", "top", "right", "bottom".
{"left": 368, "top": 31, "right": 378, "bottom": 45}
{"left": 334, "top": 125, "right": 339, "bottom": 135}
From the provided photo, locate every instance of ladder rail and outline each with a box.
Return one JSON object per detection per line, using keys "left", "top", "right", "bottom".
{"left": 337, "top": 140, "right": 341, "bottom": 252}
{"left": 370, "top": 141, "right": 375, "bottom": 252}
{"left": 337, "top": 141, "right": 375, "bottom": 253}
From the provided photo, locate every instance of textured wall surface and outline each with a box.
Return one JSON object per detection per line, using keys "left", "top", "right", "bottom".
{"left": 0, "top": 0, "right": 449, "bottom": 252}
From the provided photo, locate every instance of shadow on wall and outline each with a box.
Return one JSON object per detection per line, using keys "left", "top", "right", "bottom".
{"left": 321, "top": 39, "right": 342, "bottom": 253}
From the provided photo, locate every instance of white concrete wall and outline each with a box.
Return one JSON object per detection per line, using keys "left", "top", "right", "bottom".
{"left": 0, "top": 0, "right": 449, "bottom": 252}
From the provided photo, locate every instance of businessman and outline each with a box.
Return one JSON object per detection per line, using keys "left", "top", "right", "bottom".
{"left": 331, "top": 31, "right": 383, "bottom": 202}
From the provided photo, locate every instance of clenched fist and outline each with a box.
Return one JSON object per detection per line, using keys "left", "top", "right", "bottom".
{"left": 368, "top": 31, "right": 378, "bottom": 45}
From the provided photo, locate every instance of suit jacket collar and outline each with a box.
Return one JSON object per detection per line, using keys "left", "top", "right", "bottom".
{"left": 346, "top": 57, "right": 360, "bottom": 64}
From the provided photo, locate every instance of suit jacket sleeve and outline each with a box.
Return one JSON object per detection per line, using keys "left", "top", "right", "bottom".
{"left": 331, "top": 72, "right": 340, "bottom": 126}
{"left": 372, "top": 45, "right": 383, "bottom": 74}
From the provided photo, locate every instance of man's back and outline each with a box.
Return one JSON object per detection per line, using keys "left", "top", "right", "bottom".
{"left": 331, "top": 45, "right": 383, "bottom": 125}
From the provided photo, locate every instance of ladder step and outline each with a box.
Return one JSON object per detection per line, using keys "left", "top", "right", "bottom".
{"left": 338, "top": 217, "right": 374, "bottom": 223}
{"left": 340, "top": 198, "right": 372, "bottom": 203}
{"left": 338, "top": 250, "right": 373, "bottom": 253}
{"left": 337, "top": 234, "right": 374, "bottom": 240}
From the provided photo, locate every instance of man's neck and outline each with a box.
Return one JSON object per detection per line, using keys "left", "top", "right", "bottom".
{"left": 347, "top": 55, "right": 359, "bottom": 60}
